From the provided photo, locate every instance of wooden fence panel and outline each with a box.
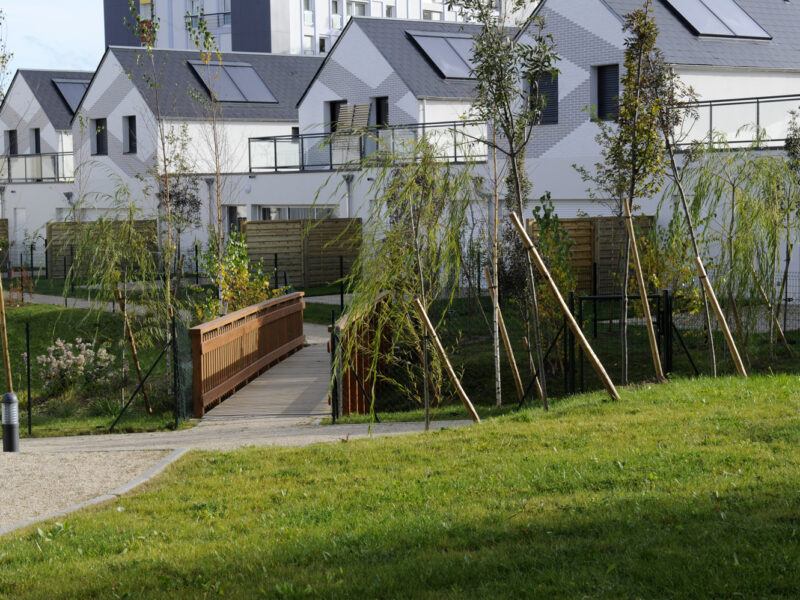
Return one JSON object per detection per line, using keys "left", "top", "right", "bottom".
{"left": 45, "top": 220, "right": 157, "bottom": 279}
{"left": 305, "top": 219, "right": 362, "bottom": 288}
{"left": 0, "top": 219, "right": 9, "bottom": 269}
{"left": 244, "top": 218, "right": 362, "bottom": 289}
{"left": 526, "top": 215, "right": 654, "bottom": 295}
{"left": 242, "top": 220, "right": 306, "bottom": 286}
{"left": 190, "top": 292, "right": 306, "bottom": 417}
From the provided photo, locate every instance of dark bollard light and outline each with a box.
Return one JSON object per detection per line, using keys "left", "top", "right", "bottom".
{"left": 2, "top": 393, "right": 19, "bottom": 452}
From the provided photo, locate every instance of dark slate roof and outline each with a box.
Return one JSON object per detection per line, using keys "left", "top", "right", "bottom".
{"left": 351, "top": 17, "right": 484, "bottom": 99}
{"left": 15, "top": 70, "right": 94, "bottom": 130}
{"left": 603, "top": 0, "right": 800, "bottom": 69}
{"left": 109, "top": 47, "right": 323, "bottom": 121}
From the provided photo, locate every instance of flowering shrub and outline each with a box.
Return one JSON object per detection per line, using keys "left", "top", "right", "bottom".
{"left": 35, "top": 339, "right": 116, "bottom": 395}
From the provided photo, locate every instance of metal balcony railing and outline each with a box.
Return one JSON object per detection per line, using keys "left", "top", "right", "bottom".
{"left": 0, "top": 152, "right": 74, "bottom": 183}
{"left": 678, "top": 93, "right": 800, "bottom": 148}
{"left": 248, "top": 121, "right": 488, "bottom": 173}
{"left": 185, "top": 11, "right": 231, "bottom": 29}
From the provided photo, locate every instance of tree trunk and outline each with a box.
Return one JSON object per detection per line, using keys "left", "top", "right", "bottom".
{"left": 620, "top": 228, "right": 630, "bottom": 386}
{"left": 491, "top": 141, "right": 502, "bottom": 407}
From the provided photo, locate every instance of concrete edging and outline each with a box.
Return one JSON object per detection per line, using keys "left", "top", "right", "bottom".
{"left": 0, "top": 447, "right": 189, "bottom": 538}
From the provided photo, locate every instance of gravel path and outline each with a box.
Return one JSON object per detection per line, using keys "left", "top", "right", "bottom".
{"left": 0, "top": 450, "right": 167, "bottom": 531}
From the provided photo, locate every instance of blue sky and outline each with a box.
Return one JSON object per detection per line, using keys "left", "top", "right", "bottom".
{"left": 2, "top": 0, "right": 105, "bottom": 85}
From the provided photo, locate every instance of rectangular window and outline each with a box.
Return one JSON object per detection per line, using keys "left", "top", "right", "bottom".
{"left": 139, "top": 0, "right": 153, "bottom": 20}
{"left": 92, "top": 118, "right": 108, "bottom": 156}
{"left": 423, "top": 9, "right": 442, "bottom": 20}
{"left": 597, "top": 65, "right": 619, "bottom": 121}
{"left": 386, "top": 5, "right": 394, "bottom": 17}
{"left": 328, "top": 100, "right": 346, "bottom": 132}
{"left": 123, "top": 116, "right": 137, "bottom": 154}
{"left": 346, "top": 1, "right": 367, "bottom": 16}
{"left": 319, "top": 36, "right": 328, "bottom": 53}
{"left": 6, "top": 130, "right": 17, "bottom": 155}
{"left": 534, "top": 74, "right": 558, "bottom": 125}
{"left": 304, "top": 0, "right": 314, "bottom": 26}
{"left": 374, "top": 96, "right": 389, "bottom": 128}
{"left": 303, "top": 35, "right": 314, "bottom": 55}
{"left": 291, "top": 126, "right": 300, "bottom": 139}
{"left": 30, "top": 128, "right": 41, "bottom": 154}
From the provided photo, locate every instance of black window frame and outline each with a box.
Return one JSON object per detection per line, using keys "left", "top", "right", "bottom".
{"left": 328, "top": 100, "right": 346, "bottom": 132}
{"left": 31, "top": 128, "right": 41, "bottom": 154}
{"left": 374, "top": 96, "right": 389, "bottom": 129}
{"left": 7, "top": 130, "right": 17, "bottom": 156}
{"left": 93, "top": 118, "right": 108, "bottom": 156}
{"left": 533, "top": 74, "right": 558, "bottom": 125}
{"left": 124, "top": 115, "right": 137, "bottom": 154}
{"left": 597, "top": 64, "right": 619, "bottom": 122}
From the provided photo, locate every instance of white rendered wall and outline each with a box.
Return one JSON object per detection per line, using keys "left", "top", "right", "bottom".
{"left": 0, "top": 76, "right": 66, "bottom": 156}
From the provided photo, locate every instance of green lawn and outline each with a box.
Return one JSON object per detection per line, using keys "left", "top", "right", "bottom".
{"left": 2, "top": 374, "right": 799, "bottom": 598}
{"left": 0, "top": 303, "right": 177, "bottom": 437}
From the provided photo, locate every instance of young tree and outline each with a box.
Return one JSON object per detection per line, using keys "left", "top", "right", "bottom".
{"left": 448, "top": 0, "right": 559, "bottom": 407}
{"left": 578, "top": 1, "right": 665, "bottom": 384}
{"left": 654, "top": 63, "right": 719, "bottom": 376}
{"left": 331, "top": 135, "right": 478, "bottom": 417}
{"left": 187, "top": 14, "right": 229, "bottom": 316}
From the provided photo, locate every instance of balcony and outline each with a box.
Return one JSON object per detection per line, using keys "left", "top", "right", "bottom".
{"left": 0, "top": 152, "right": 74, "bottom": 183}
{"left": 185, "top": 11, "right": 231, "bottom": 29}
{"left": 249, "top": 121, "right": 488, "bottom": 173}
{"left": 678, "top": 93, "right": 800, "bottom": 148}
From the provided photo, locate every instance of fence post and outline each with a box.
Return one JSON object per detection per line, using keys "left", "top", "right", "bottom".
{"left": 330, "top": 310, "right": 337, "bottom": 425}
{"left": 593, "top": 262, "right": 598, "bottom": 338}
{"left": 666, "top": 290, "right": 674, "bottom": 374}
{"left": 44, "top": 243, "right": 48, "bottom": 279}
{"left": 563, "top": 308, "right": 569, "bottom": 395}
{"left": 171, "top": 315, "right": 180, "bottom": 428}
{"left": 29, "top": 243, "right": 34, "bottom": 272}
{"left": 195, "top": 244, "right": 199, "bottom": 285}
{"left": 568, "top": 291, "right": 575, "bottom": 394}
{"left": 578, "top": 297, "right": 585, "bottom": 393}
{"left": 339, "top": 255, "right": 344, "bottom": 312}
{"left": 26, "top": 321, "right": 31, "bottom": 436}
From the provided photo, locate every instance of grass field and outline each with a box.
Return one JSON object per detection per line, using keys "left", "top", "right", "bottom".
{"left": 0, "top": 303, "right": 176, "bottom": 437}
{"left": 1, "top": 374, "right": 798, "bottom": 598}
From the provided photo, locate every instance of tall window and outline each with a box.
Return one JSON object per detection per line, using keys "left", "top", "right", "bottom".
{"left": 386, "top": 5, "right": 394, "bottom": 17}
{"left": 534, "top": 74, "right": 558, "bottom": 125}
{"left": 139, "top": 0, "right": 152, "bottom": 19}
{"left": 92, "top": 118, "right": 107, "bottom": 156}
{"left": 123, "top": 116, "right": 137, "bottom": 154}
{"left": 30, "top": 128, "right": 41, "bottom": 154}
{"left": 303, "top": 35, "right": 314, "bottom": 55}
{"left": 6, "top": 130, "right": 17, "bottom": 155}
{"left": 328, "top": 100, "right": 346, "bottom": 132}
{"left": 596, "top": 65, "right": 619, "bottom": 121}
{"left": 319, "top": 37, "right": 328, "bottom": 53}
{"left": 304, "top": 0, "right": 314, "bottom": 26}
{"left": 332, "top": 0, "right": 342, "bottom": 28}
{"left": 374, "top": 97, "right": 389, "bottom": 128}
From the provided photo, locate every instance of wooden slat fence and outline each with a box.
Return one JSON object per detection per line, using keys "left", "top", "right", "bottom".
{"left": 243, "top": 218, "right": 361, "bottom": 288}
{"left": 526, "top": 215, "right": 654, "bottom": 295}
{"left": 190, "top": 292, "right": 306, "bottom": 417}
{"left": 45, "top": 220, "right": 157, "bottom": 279}
{"left": 329, "top": 294, "right": 390, "bottom": 416}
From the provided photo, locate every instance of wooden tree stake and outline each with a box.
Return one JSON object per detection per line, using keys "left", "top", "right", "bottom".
{"left": 694, "top": 258, "right": 747, "bottom": 377}
{"left": 413, "top": 298, "right": 481, "bottom": 423}
{"left": 622, "top": 199, "right": 665, "bottom": 381}
{"left": 484, "top": 267, "right": 545, "bottom": 407}
{"left": 749, "top": 266, "right": 793, "bottom": 357}
{"left": 511, "top": 213, "right": 621, "bottom": 401}
{"left": 115, "top": 287, "right": 153, "bottom": 413}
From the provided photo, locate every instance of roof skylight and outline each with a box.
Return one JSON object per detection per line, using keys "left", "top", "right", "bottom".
{"left": 52, "top": 79, "right": 90, "bottom": 113}
{"left": 188, "top": 61, "right": 278, "bottom": 103}
{"left": 408, "top": 31, "right": 476, "bottom": 79}
{"left": 662, "top": 0, "right": 771, "bottom": 39}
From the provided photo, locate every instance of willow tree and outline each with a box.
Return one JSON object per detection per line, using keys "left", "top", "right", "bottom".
{"left": 448, "top": 0, "right": 559, "bottom": 407}
{"left": 331, "top": 135, "right": 477, "bottom": 416}
{"left": 578, "top": 1, "right": 665, "bottom": 384}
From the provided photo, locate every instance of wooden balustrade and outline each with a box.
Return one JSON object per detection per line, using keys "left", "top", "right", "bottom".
{"left": 330, "top": 294, "right": 390, "bottom": 416}
{"left": 190, "top": 292, "right": 305, "bottom": 417}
